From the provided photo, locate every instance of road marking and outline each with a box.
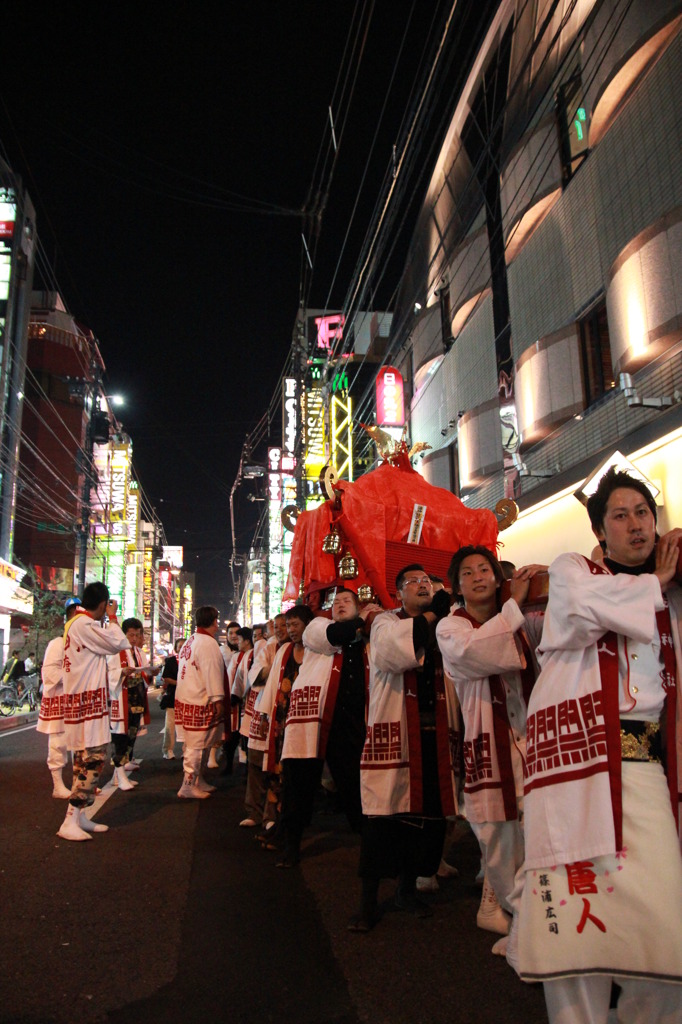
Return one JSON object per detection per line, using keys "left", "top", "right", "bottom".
{"left": 0, "top": 722, "right": 38, "bottom": 738}
{"left": 86, "top": 760, "right": 144, "bottom": 818}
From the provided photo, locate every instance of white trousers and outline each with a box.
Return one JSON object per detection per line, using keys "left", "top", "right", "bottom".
{"left": 472, "top": 818, "right": 524, "bottom": 915}
{"left": 544, "top": 976, "right": 682, "bottom": 1024}
{"left": 162, "top": 708, "right": 176, "bottom": 753}
{"left": 47, "top": 733, "right": 69, "bottom": 771}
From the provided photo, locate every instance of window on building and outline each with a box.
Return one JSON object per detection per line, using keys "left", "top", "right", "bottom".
{"left": 557, "top": 73, "right": 590, "bottom": 186}
{"left": 579, "top": 302, "right": 615, "bottom": 406}
{"left": 449, "top": 441, "right": 460, "bottom": 497}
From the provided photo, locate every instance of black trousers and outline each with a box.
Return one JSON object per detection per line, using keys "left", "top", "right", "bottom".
{"left": 280, "top": 722, "right": 365, "bottom": 848}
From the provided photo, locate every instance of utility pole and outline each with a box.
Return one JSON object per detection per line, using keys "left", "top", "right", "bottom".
{"left": 76, "top": 359, "right": 102, "bottom": 596}
{"left": 149, "top": 514, "right": 159, "bottom": 659}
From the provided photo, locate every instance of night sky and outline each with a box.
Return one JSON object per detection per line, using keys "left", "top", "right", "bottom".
{"left": 1, "top": 2, "right": 491, "bottom": 613}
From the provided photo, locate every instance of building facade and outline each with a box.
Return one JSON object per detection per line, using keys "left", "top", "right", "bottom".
{"left": 387, "top": 0, "right": 682, "bottom": 563}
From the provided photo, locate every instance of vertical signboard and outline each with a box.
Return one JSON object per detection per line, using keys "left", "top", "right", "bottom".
{"left": 376, "top": 366, "right": 405, "bottom": 427}
{"left": 282, "top": 377, "right": 298, "bottom": 458}
{"left": 0, "top": 190, "right": 15, "bottom": 369}
{"left": 302, "top": 387, "right": 327, "bottom": 509}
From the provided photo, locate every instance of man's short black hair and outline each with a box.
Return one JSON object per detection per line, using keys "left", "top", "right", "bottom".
{"left": 333, "top": 587, "right": 359, "bottom": 605}
{"left": 227, "top": 620, "right": 240, "bottom": 630}
{"left": 274, "top": 612, "right": 286, "bottom": 622}
{"left": 236, "top": 626, "right": 253, "bottom": 643}
{"left": 395, "top": 563, "right": 427, "bottom": 591}
{"left": 285, "top": 604, "right": 315, "bottom": 626}
{"left": 196, "top": 605, "right": 219, "bottom": 628}
{"left": 448, "top": 546, "right": 504, "bottom": 604}
{"left": 121, "top": 617, "right": 143, "bottom": 633}
{"left": 586, "top": 467, "right": 657, "bottom": 535}
{"left": 82, "top": 581, "right": 109, "bottom": 611}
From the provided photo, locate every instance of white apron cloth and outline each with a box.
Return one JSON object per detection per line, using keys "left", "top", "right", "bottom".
{"left": 247, "top": 642, "right": 292, "bottom": 755}
{"left": 239, "top": 637, "right": 276, "bottom": 737}
{"left": 37, "top": 635, "right": 66, "bottom": 735}
{"left": 362, "top": 610, "right": 459, "bottom": 817}
{"left": 519, "top": 761, "right": 682, "bottom": 982}
{"left": 280, "top": 622, "right": 339, "bottom": 761}
{"left": 436, "top": 599, "right": 541, "bottom": 823}
{"left": 174, "top": 630, "right": 226, "bottom": 749}
{"left": 108, "top": 646, "right": 151, "bottom": 734}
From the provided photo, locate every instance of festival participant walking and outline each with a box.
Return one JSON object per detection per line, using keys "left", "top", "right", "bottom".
{"left": 175, "top": 605, "right": 226, "bottom": 799}
{"left": 436, "top": 547, "right": 544, "bottom": 955}
{"left": 277, "top": 589, "right": 380, "bottom": 867}
{"left": 349, "top": 565, "right": 455, "bottom": 931}
{"left": 36, "top": 597, "right": 82, "bottom": 799}
{"left": 518, "top": 468, "right": 682, "bottom": 1023}
{"left": 57, "top": 582, "right": 130, "bottom": 841}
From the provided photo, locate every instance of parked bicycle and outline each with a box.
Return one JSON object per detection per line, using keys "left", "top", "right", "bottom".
{"left": 0, "top": 673, "right": 41, "bottom": 716}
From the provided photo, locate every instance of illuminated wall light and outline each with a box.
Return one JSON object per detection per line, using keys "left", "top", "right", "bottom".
{"left": 458, "top": 420, "right": 471, "bottom": 490}
{"left": 626, "top": 288, "right": 647, "bottom": 359}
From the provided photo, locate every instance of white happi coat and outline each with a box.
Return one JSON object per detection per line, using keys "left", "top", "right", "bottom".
{"left": 107, "top": 645, "right": 151, "bottom": 734}
{"left": 523, "top": 552, "right": 682, "bottom": 869}
{"left": 280, "top": 617, "right": 344, "bottom": 760}
{"left": 436, "top": 600, "right": 542, "bottom": 823}
{"left": 239, "top": 637, "right": 275, "bottom": 739}
{"left": 36, "top": 635, "right": 65, "bottom": 735}
{"left": 221, "top": 643, "right": 236, "bottom": 675}
{"left": 362, "top": 609, "right": 459, "bottom": 817}
{"left": 62, "top": 611, "right": 130, "bottom": 750}
{"left": 230, "top": 648, "right": 252, "bottom": 733}
{"left": 175, "top": 631, "right": 226, "bottom": 746}
{"left": 247, "top": 641, "right": 292, "bottom": 764}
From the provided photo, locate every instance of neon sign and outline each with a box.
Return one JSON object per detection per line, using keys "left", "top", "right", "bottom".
{"left": 315, "top": 314, "right": 344, "bottom": 352}
{"left": 376, "top": 366, "right": 405, "bottom": 427}
{"left": 283, "top": 378, "right": 298, "bottom": 456}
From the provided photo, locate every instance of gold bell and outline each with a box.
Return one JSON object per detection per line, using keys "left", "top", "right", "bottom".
{"left": 357, "top": 584, "right": 375, "bottom": 603}
{"left": 322, "top": 527, "right": 341, "bottom": 554}
{"left": 338, "top": 550, "right": 359, "bottom": 579}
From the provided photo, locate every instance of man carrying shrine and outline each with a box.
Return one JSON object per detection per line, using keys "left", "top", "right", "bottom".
{"left": 277, "top": 588, "right": 381, "bottom": 867}
{"left": 518, "top": 468, "right": 682, "bottom": 1023}
{"left": 349, "top": 564, "right": 455, "bottom": 931}
{"left": 436, "top": 547, "right": 544, "bottom": 956}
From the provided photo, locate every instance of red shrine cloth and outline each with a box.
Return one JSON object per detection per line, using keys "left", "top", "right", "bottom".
{"left": 284, "top": 455, "right": 498, "bottom": 603}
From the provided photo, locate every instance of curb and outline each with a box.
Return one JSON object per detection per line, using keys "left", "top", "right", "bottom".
{"left": 0, "top": 710, "right": 39, "bottom": 732}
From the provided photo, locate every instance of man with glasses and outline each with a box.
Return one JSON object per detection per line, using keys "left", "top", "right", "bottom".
{"left": 349, "top": 564, "right": 455, "bottom": 931}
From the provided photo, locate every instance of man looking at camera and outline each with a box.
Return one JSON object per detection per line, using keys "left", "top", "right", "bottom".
{"left": 349, "top": 565, "right": 456, "bottom": 931}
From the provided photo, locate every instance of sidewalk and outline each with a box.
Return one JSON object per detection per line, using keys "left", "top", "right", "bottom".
{"left": 0, "top": 706, "right": 39, "bottom": 731}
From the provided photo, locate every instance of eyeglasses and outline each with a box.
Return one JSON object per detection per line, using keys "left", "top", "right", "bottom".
{"left": 401, "top": 575, "right": 432, "bottom": 587}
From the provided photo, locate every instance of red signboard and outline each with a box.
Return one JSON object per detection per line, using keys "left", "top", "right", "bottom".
{"left": 0, "top": 221, "right": 14, "bottom": 238}
{"left": 376, "top": 366, "right": 405, "bottom": 427}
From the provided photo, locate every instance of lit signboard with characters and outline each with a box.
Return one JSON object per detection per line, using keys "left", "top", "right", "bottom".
{"left": 376, "top": 366, "right": 405, "bottom": 427}
{"left": 0, "top": 190, "right": 17, "bottom": 354}
{"left": 283, "top": 377, "right": 298, "bottom": 457}
{"left": 143, "top": 547, "right": 153, "bottom": 621}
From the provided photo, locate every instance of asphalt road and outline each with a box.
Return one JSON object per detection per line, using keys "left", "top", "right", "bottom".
{"left": 0, "top": 701, "right": 549, "bottom": 1024}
